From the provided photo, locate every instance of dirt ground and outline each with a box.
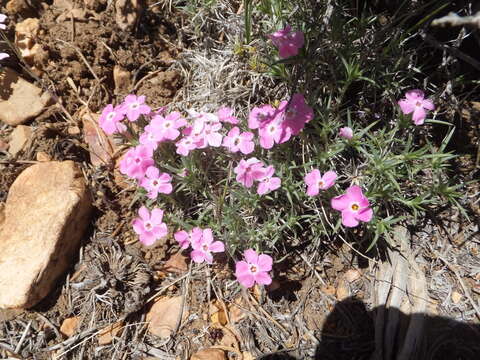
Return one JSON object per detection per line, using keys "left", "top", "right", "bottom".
{"left": 0, "top": 1, "right": 479, "bottom": 359}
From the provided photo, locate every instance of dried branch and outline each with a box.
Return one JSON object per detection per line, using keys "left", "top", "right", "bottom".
{"left": 431, "top": 11, "right": 480, "bottom": 28}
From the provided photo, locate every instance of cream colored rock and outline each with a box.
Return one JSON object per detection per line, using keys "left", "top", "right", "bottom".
{"left": 8, "top": 125, "right": 32, "bottom": 156}
{"left": 113, "top": 65, "right": 131, "bottom": 94}
{"left": 115, "top": 0, "right": 143, "bottom": 31}
{"left": 0, "top": 161, "right": 91, "bottom": 309}
{"left": 190, "top": 348, "right": 226, "bottom": 360}
{"left": 0, "top": 68, "right": 53, "bottom": 125}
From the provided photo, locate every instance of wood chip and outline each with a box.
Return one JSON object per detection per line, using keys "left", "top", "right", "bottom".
{"left": 97, "top": 321, "right": 124, "bottom": 345}
{"left": 190, "top": 348, "right": 226, "bottom": 360}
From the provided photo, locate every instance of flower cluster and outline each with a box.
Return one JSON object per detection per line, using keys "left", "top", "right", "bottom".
{"left": 174, "top": 227, "right": 225, "bottom": 264}
{"left": 234, "top": 158, "right": 281, "bottom": 195}
{"left": 248, "top": 94, "right": 313, "bottom": 149}
{"left": 269, "top": 24, "right": 305, "bottom": 58}
{"left": 99, "top": 24, "right": 437, "bottom": 292}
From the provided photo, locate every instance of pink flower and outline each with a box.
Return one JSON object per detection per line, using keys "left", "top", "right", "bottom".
{"left": 257, "top": 165, "right": 281, "bottom": 195}
{"left": 121, "top": 94, "right": 151, "bottom": 122}
{"left": 283, "top": 94, "right": 313, "bottom": 136}
{"left": 0, "top": 53, "right": 8, "bottom": 60}
{"left": 398, "top": 89, "right": 435, "bottom": 125}
{"left": 331, "top": 185, "right": 373, "bottom": 227}
{"left": 248, "top": 104, "right": 275, "bottom": 130}
{"left": 339, "top": 127, "right": 353, "bottom": 139}
{"left": 174, "top": 227, "right": 202, "bottom": 250}
{"left": 150, "top": 111, "right": 187, "bottom": 141}
{"left": 258, "top": 117, "right": 289, "bottom": 149}
{"left": 218, "top": 107, "right": 239, "bottom": 124}
{"left": 234, "top": 158, "right": 266, "bottom": 188}
{"left": 99, "top": 104, "right": 126, "bottom": 135}
{"left": 132, "top": 206, "right": 168, "bottom": 246}
{"left": 139, "top": 126, "right": 161, "bottom": 152}
{"left": 140, "top": 166, "right": 173, "bottom": 199}
{"left": 190, "top": 228, "right": 225, "bottom": 264}
{"left": 269, "top": 25, "right": 305, "bottom": 59}
{"left": 175, "top": 136, "right": 196, "bottom": 156}
{"left": 200, "top": 122, "right": 223, "bottom": 147}
{"left": 235, "top": 249, "right": 272, "bottom": 288}
{"left": 119, "top": 145, "right": 154, "bottom": 180}
{"left": 304, "top": 170, "right": 337, "bottom": 196}
{"left": 222, "top": 127, "right": 255, "bottom": 154}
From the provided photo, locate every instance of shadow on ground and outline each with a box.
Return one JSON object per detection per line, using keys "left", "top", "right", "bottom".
{"left": 258, "top": 297, "right": 480, "bottom": 360}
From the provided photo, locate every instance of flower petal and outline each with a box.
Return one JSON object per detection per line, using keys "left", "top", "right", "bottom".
{"left": 342, "top": 210, "right": 360, "bottom": 227}
{"left": 235, "top": 261, "right": 250, "bottom": 276}
{"left": 412, "top": 107, "right": 426, "bottom": 125}
{"left": 190, "top": 250, "right": 206, "bottom": 263}
{"left": 209, "top": 241, "right": 225, "bottom": 253}
{"left": 244, "top": 249, "right": 259, "bottom": 264}
{"left": 138, "top": 206, "right": 150, "bottom": 221}
{"left": 331, "top": 194, "right": 349, "bottom": 211}
{"left": 355, "top": 207, "right": 373, "bottom": 223}
{"left": 398, "top": 99, "right": 415, "bottom": 115}
{"left": 150, "top": 208, "right": 164, "bottom": 224}
{"left": 254, "top": 272, "right": 272, "bottom": 285}
{"left": 257, "top": 254, "right": 273, "bottom": 272}
{"left": 237, "top": 274, "right": 255, "bottom": 288}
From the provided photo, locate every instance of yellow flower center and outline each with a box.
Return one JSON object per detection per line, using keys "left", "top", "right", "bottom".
{"left": 351, "top": 203, "right": 359, "bottom": 211}
{"left": 250, "top": 265, "right": 257, "bottom": 273}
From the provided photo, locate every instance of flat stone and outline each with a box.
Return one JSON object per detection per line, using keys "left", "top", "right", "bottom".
{"left": 8, "top": 125, "right": 32, "bottom": 156}
{"left": 0, "top": 161, "right": 91, "bottom": 309}
{"left": 0, "top": 67, "right": 53, "bottom": 125}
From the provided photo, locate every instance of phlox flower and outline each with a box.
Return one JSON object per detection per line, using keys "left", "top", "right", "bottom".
{"left": 149, "top": 111, "right": 187, "bottom": 141}
{"left": 304, "top": 169, "right": 337, "bottom": 196}
{"left": 222, "top": 127, "right": 255, "bottom": 154}
{"left": 235, "top": 249, "right": 272, "bottom": 288}
{"left": 132, "top": 206, "right": 168, "bottom": 246}
{"left": 174, "top": 227, "right": 202, "bottom": 249}
{"left": 339, "top": 127, "right": 353, "bottom": 139}
{"left": 218, "top": 107, "right": 239, "bottom": 124}
{"left": 269, "top": 24, "right": 305, "bottom": 59}
{"left": 398, "top": 89, "right": 435, "bottom": 125}
{"left": 0, "top": 14, "right": 7, "bottom": 30}
{"left": 190, "top": 228, "right": 225, "bottom": 264}
{"left": 331, "top": 185, "right": 373, "bottom": 228}
{"left": 119, "top": 145, "right": 154, "bottom": 180}
{"left": 258, "top": 116, "right": 290, "bottom": 149}
{"left": 140, "top": 166, "right": 173, "bottom": 199}
{"left": 99, "top": 104, "right": 126, "bottom": 135}
{"left": 234, "top": 158, "right": 266, "bottom": 188}
{"left": 0, "top": 53, "right": 8, "bottom": 60}
{"left": 139, "top": 126, "right": 161, "bottom": 152}
{"left": 121, "top": 94, "right": 151, "bottom": 122}
{"left": 200, "top": 121, "right": 223, "bottom": 147}
{"left": 257, "top": 165, "right": 281, "bottom": 195}
{"left": 175, "top": 136, "right": 196, "bottom": 156}
{"left": 283, "top": 94, "right": 313, "bottom": 136}
{"left": 248, "top": 104, "right": 275, "bottom": 130}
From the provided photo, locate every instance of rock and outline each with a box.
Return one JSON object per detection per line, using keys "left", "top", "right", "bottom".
{"left": 451, "top": 290, "right": 462, "bottom": 304}
{"left": 60, "top": 316, "right": 80, "bottom": 337}
{"left": 0, "top": 68, "right": 53, "bottom": 126}
{"left": 146, "top": 296, "right": 186, "bottom": 338}
{"left": 36, "top": 151, "right": 51, "bottom": 162}
{"left": 81, "top": 110, "right": 115, "bottom": 167}
{"left": 344, "top": 269, "right": 361, "bottom": 283}
{"left": 115, "top": 0, "right": 143, "bottom": 31}
{"left": 15, "top": 18, "right": 47, "bottom": 73}
{"left": 113, "top": 65, "right": 132, "bottom": 94}
{"left": 163, "top": 251, "right": 189, "bottom": 273}
{"left": 0, "top": 138, "right": 9, "bottom": 152}
{"left": 190, "top": 348, "right": 226, "bottom": 360}
{"left": 8, "top": 125, "right": 32, "bottom": 156}
{"left": 335, "top": 279, "right": 350, "bottom": 301}
{"left": 0, "top": 161, "right": 92, "bottom": 309}
{"left": 98, "top": 321, "right": 124, "bottom": 345}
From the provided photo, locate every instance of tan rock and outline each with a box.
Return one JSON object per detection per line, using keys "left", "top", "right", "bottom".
{"left": 81, "top": 110, "right": 115, "bottom": 167}
{"left": 0, "top": 161, "right": 91, "bottom": 309}
{"left": 115, "top": 0, "right": 143, "bottom": 31}
{"left": 60, "top": 316, "right": 80, "bottom": 337}
{"left": 451, "top": 290, "right": 462, "bottom": 304}
{"left": 8, "top": 125, "right": 32, "bottom": 156}
{"left": 190, "top": 348, "right": 226, "bottom": 360}
{"left": 113, "top": 65, "right": 132, "bottom": 94}
{"left": 344, "top": 269, "right": 361, "bottom": 283}
{"left": 0, "top": 68, "right": 53, "bottom": 125}
{"left": 98, "top": 321, "right": 124, "bottom": 345}
{"left": 0, "top": 138, "right": 9, "bottom": 152}
{"left": 146, "top": 296, "right": 186, "bottom": 338}
{"left": 36, "top": 151, "right": 51, "bottom": 162}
